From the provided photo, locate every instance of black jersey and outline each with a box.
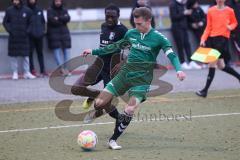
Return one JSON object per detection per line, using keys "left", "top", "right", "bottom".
{"left": 98, "top": 21, "right": 127, "bottom": 75}
{"left": 99, "top": 22, "right": 128, "bottom": 58}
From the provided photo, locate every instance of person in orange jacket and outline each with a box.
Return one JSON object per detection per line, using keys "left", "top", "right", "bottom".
{"left": 196, "top": 0, "right": 240, "bottom": 98}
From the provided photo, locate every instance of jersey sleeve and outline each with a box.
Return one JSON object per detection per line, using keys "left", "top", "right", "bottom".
{"left": 228, "top": 9, "right": 238, "bottom": 31}
{"left": 157, "top": 32, "right": 172, "bottom": 50}
{"left": 201, "top": 9, "right": 212, "bottom": 43}
{"left": 92, "top": 30, "right": 130, "bottom": 56}
{"left": 166, "top": 51, "right": 181, "bottom": 72}
{"left": 157, "top": 32, "right": 181, "bottom": 71}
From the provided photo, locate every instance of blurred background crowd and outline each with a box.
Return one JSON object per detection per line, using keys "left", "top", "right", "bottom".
{"left": 0, "top": 0, "right": 239, "bottom": 79}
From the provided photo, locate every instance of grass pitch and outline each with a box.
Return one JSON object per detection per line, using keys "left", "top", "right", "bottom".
{"left": 0, "top": 89, "right": 240, "bottom": 160}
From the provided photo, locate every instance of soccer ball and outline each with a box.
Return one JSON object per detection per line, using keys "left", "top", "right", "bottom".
{"left": 77, "top": 130, "right": 98, "bottom": 150}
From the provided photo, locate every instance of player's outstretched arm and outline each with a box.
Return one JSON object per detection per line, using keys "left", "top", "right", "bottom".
{"left": 84, "top": 39, "right": 130, "bottom": 56}
{"left": 164, "top": 47, "right": 186, "bottom": 81}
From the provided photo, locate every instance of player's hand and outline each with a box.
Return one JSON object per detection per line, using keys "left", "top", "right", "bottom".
{"left": 200, "top": 41, "right": 206, "bottom": 47}
{"left": 177, "top": 71, "right": 186, "bottom": 81}
{"left": 227, "top": 25, "right": 232, "bottom": 31}
{"left": 184, "top": 9, "right": 192, "bottom": 15}
{"left": 81, "top": 49, "right": 92, "bottom": 57}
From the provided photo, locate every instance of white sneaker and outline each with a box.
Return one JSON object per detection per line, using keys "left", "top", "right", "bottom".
{"left": 189, "top": 61, "right": 202, "bottom": 69}
{"left": 181, "top": 62, "right": 192, "bottom": 70}
{"left": 23, "top": 72, "right": 36, "bottom": 79}
{"left": 12, "top": 72, "right": 18, "bottom": 80}
{"left": 108, "top": 140, "right": 122, "bottom": 150}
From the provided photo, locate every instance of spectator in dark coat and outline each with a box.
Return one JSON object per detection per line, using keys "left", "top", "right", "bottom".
{"left": 27, "top": 0, "right": 47, "bottom": 77}
{"left": 47, "top": 0, "right": 71, "bottom": 76}
{"left": 3, "top": 0, "right": 36, "bottom": 80}
{"left": 169, "top": 0, "right": 201, "bottom": 70}
{"left": 187, "top": 0, "right": 206, "bottom": 44}
{"left": 130, "top": 0, "right": 155, "bottom": 28}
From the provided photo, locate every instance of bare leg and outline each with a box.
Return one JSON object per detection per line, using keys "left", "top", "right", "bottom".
{"left": 83, "top": 90, "right": 116, "bottom": 123}
{"left": 71, "top": 58, "right": 103, "bottom": 98}
{"left": 71, "top": 73, "right": 100, "bottom": 99}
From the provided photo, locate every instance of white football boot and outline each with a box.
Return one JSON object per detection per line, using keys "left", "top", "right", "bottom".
{"left": 108, "top": 140, "right": 122, "bottom": 150}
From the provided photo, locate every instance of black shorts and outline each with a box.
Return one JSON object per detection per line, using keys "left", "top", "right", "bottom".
{"left": 206, "top": 36, "right": 230, "bottom": 61}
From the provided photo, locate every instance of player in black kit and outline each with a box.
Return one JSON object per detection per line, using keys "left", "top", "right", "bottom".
{"left": 71, "top": 4, "right": 128, "bottom": 111}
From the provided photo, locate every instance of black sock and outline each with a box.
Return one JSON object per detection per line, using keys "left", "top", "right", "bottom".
{"left": 203, "top": 68, "right": 215, "bottom": 92}
{"left": 222, "top": 66, "right": 240, "bottom": 81}
{"left": 108, "top": 106, "right": 119, "bottom": 119}
{"left": 110, "top": 111, "right": 132, "bottom": 141}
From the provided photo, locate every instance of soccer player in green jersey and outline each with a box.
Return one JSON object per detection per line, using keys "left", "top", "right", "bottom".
{"left": 82, "top": 7, "right": 186, "bottom": 150}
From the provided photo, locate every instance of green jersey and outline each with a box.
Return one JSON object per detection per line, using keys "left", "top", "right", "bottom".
{"left": 125, "top": 28, "right": 171, "bottom": 63}
{"left": 92, "top": 28, "right": 181, "bottom": 102}
{"left": 92, "top": 28, "right": 181, "bottom": 71}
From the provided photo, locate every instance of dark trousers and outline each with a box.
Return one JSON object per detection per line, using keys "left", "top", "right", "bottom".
{"left": 172, "top": 27, "right": 192, "bottom": 64}
{"left": 191, "top": 27, "right": 204, "bottom": 44}
{"left": 29, "top": 37, "right": 45, "bottom": 73}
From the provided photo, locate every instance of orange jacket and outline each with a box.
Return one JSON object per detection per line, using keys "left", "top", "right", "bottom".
{"left": 201, "top": 6, "right": 238, "bottom": 43}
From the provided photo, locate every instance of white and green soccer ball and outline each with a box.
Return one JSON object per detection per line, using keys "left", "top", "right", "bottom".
{"left": 77, "top": 130, "right": 98, "bottom": 150}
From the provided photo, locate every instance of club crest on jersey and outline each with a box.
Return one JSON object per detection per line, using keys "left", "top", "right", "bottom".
{"left": 109, "top": 32, "right": 115, "bottom": 41}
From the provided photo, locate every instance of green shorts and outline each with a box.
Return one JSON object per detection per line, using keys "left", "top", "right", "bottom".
{"left": 105, "top": 63, "right": 154, "bottom": 103}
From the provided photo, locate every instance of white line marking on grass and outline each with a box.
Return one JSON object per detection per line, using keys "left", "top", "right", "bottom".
{"left": 1, "top": 94, "right": 240, "bottom": 113}
{"left": 0, "top": 122, "right": 115, "bottom": 133}
{"left": 0, "top": 112, "right": 240, "bottom": 134}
